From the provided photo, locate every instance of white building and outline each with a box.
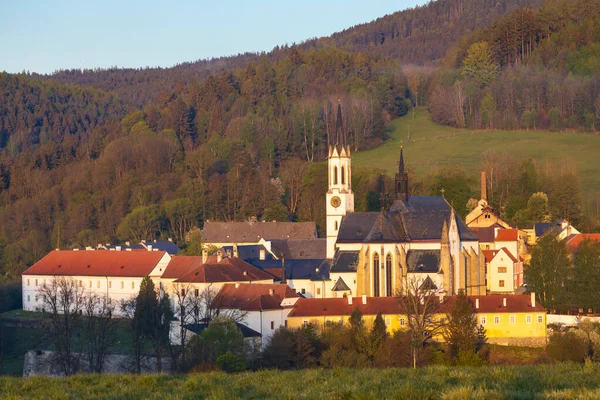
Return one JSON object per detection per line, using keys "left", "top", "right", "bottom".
{"left": 22, "top": 249, "right": 171, "bottom": 312}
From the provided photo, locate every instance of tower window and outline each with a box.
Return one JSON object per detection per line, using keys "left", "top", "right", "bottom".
{"left": 333, "top": 166, "right": 338, "bottom": 185}
{"left": 373, "top": 253, "right": 380, "bottom": 297}
{"left": 341, "top": 166, "right": 345, "bottom": 184}
{"left": 334, "top": 220, "right": 338, "bottom": 231}
{"left": 385, "top": 253, "right": 393, "bottom": 297}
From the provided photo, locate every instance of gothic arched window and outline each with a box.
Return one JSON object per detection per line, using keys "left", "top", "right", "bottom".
{"left": 341, "top": 166, "right": 345, "bottom": 185}
{"left": 373, "top": 252, "right": 380, "bottom": 297}
{"left": 386, "top": 253, "right": 393, "bottom": 297}
{"left": 334, "top": 166, "right": 338, "bottom": 185}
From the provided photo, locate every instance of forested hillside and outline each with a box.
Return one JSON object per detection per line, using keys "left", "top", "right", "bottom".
{"left": 302, "top": 0, "right": 544, "bottom": 64}
{"left": 1, "top": 0, "right": 600, "bottom": 280}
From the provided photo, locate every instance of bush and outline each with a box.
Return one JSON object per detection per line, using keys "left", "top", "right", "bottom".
{"left": 216, "top": 351, "right": 246, "bottom": 373}
{"left": 547, "top": 331, "right": 588, "bottom": 362}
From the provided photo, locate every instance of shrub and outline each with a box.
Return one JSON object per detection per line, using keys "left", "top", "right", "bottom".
{"left": 216, "top": 351, "right": 246, "bottom": 373}
{"left": 547, "top": 331, "right": 588, "bottom": 362}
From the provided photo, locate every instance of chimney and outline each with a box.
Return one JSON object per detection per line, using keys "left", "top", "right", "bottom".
{"left": 115, "top": 246, "right": 121, "bottom": 251}
{"left": 347, "top": 296, "right": 353, "bottom": 305}
{"left": 481, "top": 171, "right": 487, "bottom": 201}
{"left": 475, "top": 298, "right": 480, "bottom": 309}
{"left": 217, "top": 250, "right": 222, "bottom": 263}
{"left": 85, "top": 246, "right": 92, "bottom": 251}
{"left": 125, "top": 241, "right": 130, "bottom": 246}
{"left": 168, "top": 238, "right": 173, "bottom": 242}
{"left": 202, "top": 248, "right": 208, "bottom": 263}
{"left": 362, "top": 294, "right": 367, "bottom": 305}
{"left": 97, "top": 243, "right": 102, "bottom": 249}
{"left": 503, "top": 298, "right": 507, "bottom": 307}
{"left": 235, "top": 283, "right": 240, "bottom": 288}
{"left": 531, "top": 292, "right": 536, "bottom": 308}
{"left": 269, "top": 289, "right": 275, "bottom": 295}
{"left": 73, "top": 248, "right": 79, "bottom": 251}
{"left": 233, "top": 244, "right": 238, "bottom": 258}
{"left": 259, "top": 249, "right": 266, "bottom": 260}
{"left": 147, "top": 245, "right": 153, "bottom": 251}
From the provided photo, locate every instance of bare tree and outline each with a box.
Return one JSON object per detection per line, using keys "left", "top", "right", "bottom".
{"left": 83, "top": 293, "right": 118, "bottom": 373}
{"left": 169, "top": 282, "right": 196, "bottom": 368}
{"left": 396, "top": 278, "right": 445, "bottom": 368}
{"left": 38, "top": 277, "right": 86, "bottom": 375}
{"left": 120, "top": 297, "right": 145, "bottom": 373}
{"left": 199, "top": 285, "right": 248, "bottom": 324}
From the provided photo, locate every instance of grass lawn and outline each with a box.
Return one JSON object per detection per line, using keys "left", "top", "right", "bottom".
{"left": 1, "top": 363, "right": 600, "bottom": 399}
{"left": 353, "top": 109, "right": 600, "bottom": 197}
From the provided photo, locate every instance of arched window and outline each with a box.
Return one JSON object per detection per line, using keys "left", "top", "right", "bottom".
{"left": 373, "top": 252, "right": 380, "bottom": 297}
{"left": 334, "top": 220, "right": 338, "bottom": 231}
{"left": 341, "top": 166, "right": 345, "bottom": 184}
{"left": 386, "top": 253, "right": 393, "bottom": 297}
{"left": 333, "top": 166, "right": 338, "bottom": 185}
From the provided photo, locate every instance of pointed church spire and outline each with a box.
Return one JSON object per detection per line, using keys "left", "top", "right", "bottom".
{"left": 395, "top": 146, "right": 409, "bottom": 203}
{"left": 399, "top": 145, "right": 405, "bottom": 174}
{"left": 334, "top": 99, "right": 345, "bottom": 149}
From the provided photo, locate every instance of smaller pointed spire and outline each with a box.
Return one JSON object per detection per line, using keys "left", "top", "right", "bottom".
{"left": 399, "top": 144, "right": 405, "bottom": 174}
{"left": 335, "top": 100, "right": 344, "bottom": 148}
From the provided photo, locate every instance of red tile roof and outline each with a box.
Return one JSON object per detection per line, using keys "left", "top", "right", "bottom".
{"left": 22, "top": 250, "right": 167, "bottom": 277}
{"left": 174, "top": 256, "right": 274, "bottom": 283}
{"left": 470, "top": 295, "right": 546, "bottom": 313}
{"left": 288, "top": 294, "right": 545, "bottom": 318}
{"left": 482, "top": 248, "right": 518, "bottom": 264}
{"left": 495, "top": 229, "right": 518, "bottom": 242}
{"left": 566, "top": 234, "right": 600, "bottom": 252}
{"left": 214, "top": 283, "right": 299, "bottom": 311}
{"left": 482, "top": 249, "right": 499, "bottom": 263}
{"left": 161, "top": 256, "right": 204, "bottom": 279}
{"left": 288, "top": 297, "right": 404, "bottom": 318}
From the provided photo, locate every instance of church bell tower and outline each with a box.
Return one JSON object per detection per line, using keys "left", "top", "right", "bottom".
{"left": 326, "top": 101, "right": 354, "bottom": 259}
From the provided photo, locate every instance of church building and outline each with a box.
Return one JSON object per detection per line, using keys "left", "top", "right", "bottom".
{"left": 326, "top": 103, "right": 485, "bottom": 298}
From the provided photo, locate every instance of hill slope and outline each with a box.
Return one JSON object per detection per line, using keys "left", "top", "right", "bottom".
{"left": 353, "top": 109, "right": 600, "bottom": 196}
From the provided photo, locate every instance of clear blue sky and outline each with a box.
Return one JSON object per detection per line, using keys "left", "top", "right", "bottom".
{"left": 0, "top": 0, "right": 428, "bottom": 75}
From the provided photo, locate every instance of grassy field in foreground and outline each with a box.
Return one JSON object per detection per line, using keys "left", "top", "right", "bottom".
{"left": 353, "top": 110, "right": 600, "bottom": 197}
{"left": 1, "top": 363, "right": 600, "bottom": 399}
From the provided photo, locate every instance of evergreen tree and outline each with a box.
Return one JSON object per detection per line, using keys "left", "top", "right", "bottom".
{"left": 461, "top": 42, "right": 499, "bottom": 87}
{"left": 443, "top": 290, "right": 479, "bottom": 364}
{"left": 525, "top": 235, "right": 571, "bottom": 311}
{"left": 371, "top": 312, "right": 388, "bottom": 355}
{"left": 572, "top": 239, "right": 600, "bottom": 312}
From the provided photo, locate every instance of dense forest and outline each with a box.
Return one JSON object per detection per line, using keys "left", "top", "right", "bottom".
{"left": 1, "top": 0, "right": 600, "bottom": 279}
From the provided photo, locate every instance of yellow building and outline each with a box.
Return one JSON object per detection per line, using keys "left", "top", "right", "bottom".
{"left": 287, "top": 293, "right": 546, "bottom": 347}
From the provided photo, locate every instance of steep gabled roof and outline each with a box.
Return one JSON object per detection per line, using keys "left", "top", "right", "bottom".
{"left": 330, "top": 250, "right": 360, "bottom": 273}
{"left": 174, "top": 256, "right": 274, "bottom": 283}
{"left": 162, "top": 256, "right": 204, "bottom": 279}
{"left": 331, "top": 277, "right": 351, "bottom": 291}
{"left": 482, "top": 248, "right": 518, "bottom": 264}
{"left": 202, "top": 221, "right": 317, "bottom": 243}
{"left": 22, "top": 250, "right": 168, "bottom": 277}
{"left": 214, "top": 283, "right": 298, "bottom": 311}
{"left": 470, "top": 227, "right": 496, "bottom": 243}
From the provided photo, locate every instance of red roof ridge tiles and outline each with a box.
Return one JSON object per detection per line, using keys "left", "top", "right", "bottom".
{"left": 22, "top": 250, "right": 168, "bottom": 277}
{"left": 174, "top": 256, "right": 274, "bottom": 283}
{"left": 288, "top": 294, "right": 545, "bottom": 318}
{"left": 214, "top": 283, "right": 298, "bottom": 311}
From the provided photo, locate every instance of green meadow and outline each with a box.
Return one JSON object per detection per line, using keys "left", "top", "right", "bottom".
{"left": 353, "top": 110, "right": 600, "bottom": 197}
{"left": 2, "top": 364, "right": 600, "bottom": 399}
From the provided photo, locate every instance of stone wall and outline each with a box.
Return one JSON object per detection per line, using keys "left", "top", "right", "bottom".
{"left": 487, "top": 336, "right": 546, "bottom": 347}
{"left": 23, "top": 350, "right": 172, "bottom": 377}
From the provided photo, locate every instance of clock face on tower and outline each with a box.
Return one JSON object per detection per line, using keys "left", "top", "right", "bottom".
{"left": 330, "top": 196, "right": 342, "bottom": 208}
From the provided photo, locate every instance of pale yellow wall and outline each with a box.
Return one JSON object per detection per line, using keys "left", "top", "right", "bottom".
{"left": 487, "top": 256, "right": 515, "bottom": 294}
{"left": 288, "top": 311, "right": 547, "bottom": 340}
